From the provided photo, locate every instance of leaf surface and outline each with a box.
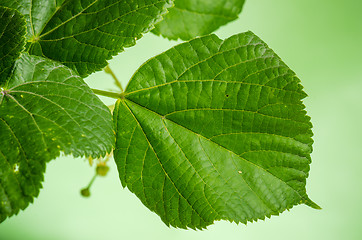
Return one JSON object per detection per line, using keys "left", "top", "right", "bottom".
{"left": 152, "top": 0, "right": 245, "bottom": 40}
{"left": 0, "top": 6, "right": 26, "bottom": 85}
{"left": 0, "top": 0, "right": 172, "bottom": 77}
{"left": 0, "top": 53, "right": 114, "bottom": 222}
{"left": 114, "top": 31, "right": 319, "bottom": 229}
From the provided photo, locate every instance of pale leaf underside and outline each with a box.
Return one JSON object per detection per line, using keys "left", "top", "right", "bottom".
{"left": 114, "top": 31, "right": 319, "bottom": 229}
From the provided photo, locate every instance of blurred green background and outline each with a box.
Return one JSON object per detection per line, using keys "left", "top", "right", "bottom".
{"left": 1, "top": 0, "right": 362, "bottom": 239}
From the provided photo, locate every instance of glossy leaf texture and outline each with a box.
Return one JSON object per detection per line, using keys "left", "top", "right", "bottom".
{"left": 0, "top": 6, "right": 26, "bottom": 85}
{"left": 0, "top": 53, "right": 114, "bottom": 222}
{"left": 114, "top": 31, "right": 319, "bottom": 229}
{"left": 152, "top": 0, "right": 245, "bottom": 40}
{"left": 0, "top": 0, "right": 173, "bottom": 77}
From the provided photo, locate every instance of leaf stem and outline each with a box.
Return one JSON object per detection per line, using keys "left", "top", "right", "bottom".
{"left": 80, "top": 173, "right": 97, "bottom": 197}
{"left": 92, "top": 89, "right": 120, "bottom": 99}
{"left": 104, "top": 65, "right": 124, "bottom": 92}
{"left": 87, "top": 174, "right": 97, "bottom": 189}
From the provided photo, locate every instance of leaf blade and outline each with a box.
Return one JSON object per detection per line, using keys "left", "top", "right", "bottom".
{"left": 114, "top": 32, "right": 318, "bottom": 229}
{"left": 0, "top": 53, "right": 114, "bottom": 221}
{"left": 0, "top": 0, "right": 173, "bottom": 77}
{"left": 0, "top": 0, "right": 65, "bottom": 39}
{"left": 152, "top": 0, "right": 245, "bottom": 40}
{"left": 0, "top": 6, "right": 26, "bottom": 85}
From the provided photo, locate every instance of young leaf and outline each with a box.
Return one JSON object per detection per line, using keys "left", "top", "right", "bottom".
{"left": 114, "top": 31, "right": 319, "bottom": 229}
{"left": 0, "top": 6, "right": 26, "bottom": 85}
{"left": 152, "top": 0, "right": 245, "bottom": 40}
{"left": 0, "top": 0, "right": 173, "bottom": 77}
{"left": 0, "top": 53, "right": 114, "bottom": 222}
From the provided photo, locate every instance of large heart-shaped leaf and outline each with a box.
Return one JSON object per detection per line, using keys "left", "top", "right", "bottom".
{"left": 0, "top": 53, "right": 114, "bottom": 222}
{"left": 114, "top": 31, "right": 319, "bottom": 229}
{"left": 0, "top": 6, "right": 26, "bottom": 85}
{"left": 152, "top": 0, "right": 245, "bottom": 40}
{"left": 0, "top": 0, "right": 172, "bottom": 77}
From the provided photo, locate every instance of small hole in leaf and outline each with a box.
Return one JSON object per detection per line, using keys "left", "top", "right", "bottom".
{"left": 13, "top": 163, "right": 20, "bottom": 173}
{"left": 226, "top": 94, "right": 229, "bottom": 97}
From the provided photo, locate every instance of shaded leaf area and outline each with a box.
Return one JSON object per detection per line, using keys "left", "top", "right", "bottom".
{"left": 152, "top": 0, "right": 245, "bottom": 40}
{"left": 0, "top": 53, "right": 114, "bottom": 222}
{"left": 0, "top": 6, "right": 26, "bottom": 85}
{"left": 0, "top": 0, "right": 65, "bottom": 40}
{"left": 114, "top": 32, "right": 319, "bottom": 229}
{"left": 1, "top": 0, "right": 173, "bottom": 77}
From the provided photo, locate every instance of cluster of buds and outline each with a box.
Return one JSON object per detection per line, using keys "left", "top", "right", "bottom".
{"left": 80, "top": 152, "right": 112, "bottom": 197}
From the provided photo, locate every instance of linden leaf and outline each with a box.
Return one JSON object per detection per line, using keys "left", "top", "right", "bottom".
{"left": 152, "top": 0, "right": 245, "bottom": 40}
{"left": 0, "top": 6, "right": 26, "bottom": 85}
{"left": 114, "top": 31, "right": 319, "bottom": 229}
{"left": 0, "top": 0, "right": 173, "bottom": 77}
{"left": 0, "top": 53, "right": 114, "bottom": 222}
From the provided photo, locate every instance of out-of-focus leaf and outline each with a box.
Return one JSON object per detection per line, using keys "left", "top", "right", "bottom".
{"left": 153, "top": 0, "right": 245, "bottom": 40}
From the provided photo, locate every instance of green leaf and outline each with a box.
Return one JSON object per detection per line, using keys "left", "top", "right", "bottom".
{"left": 152, "top": 0, "right": 245, "bottom": 40}
{"left": 114, "top": 31, "right": 319, "bottom": 229}
{"left": 0, "top": 0, "right": 173, "bottom": 77}
{"left": 0, "top": 6, "right": 26, "bottom": 85}
{"left": 0, "top": 53, "right": 114, "bottom": 222}
{"left": 0, "top": 1, "right": 65, "bottom": 40}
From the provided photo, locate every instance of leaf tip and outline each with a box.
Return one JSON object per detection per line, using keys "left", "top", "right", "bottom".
{"left": 304, "top": 198, "right": 322, "bottom": 210}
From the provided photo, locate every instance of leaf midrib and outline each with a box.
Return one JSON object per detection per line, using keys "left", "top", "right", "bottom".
{"left": 7, "top": 90, "right": 108, "bottom": 151}
{"left": 125, "top": 79, "right": 304, "bottom": 98}
{"left": 38, "top": 0, "right": 100, "bottom": 39}
{"left": 162, "top": 118, "right": 274, "bottom": 216}
{"left": 5, "top": 94, "right": 48, "bottom": 151}
{"left": 124, "top": 98, "right": 311, "bottom": 204}
{"left": 119, "top": 99, "right": 211, "bottom": 225}
{"left": 38, "top": 0, "right": 166, "bottom": 39}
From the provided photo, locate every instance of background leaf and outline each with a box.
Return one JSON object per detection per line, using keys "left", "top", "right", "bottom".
{"left": 0, "top": 0, "right": 173, "bottom": 77}
{"left": 114, "top": 31, "right": 318, "bottom": 229}
{"left": 152, "top": 0, "right": 245, "bottom": 40}
{"left": 0, "top": 6, "right": 26, "bottom": 85}
{"left": 0, "top": 53, "right": 114, "bottom": 222}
